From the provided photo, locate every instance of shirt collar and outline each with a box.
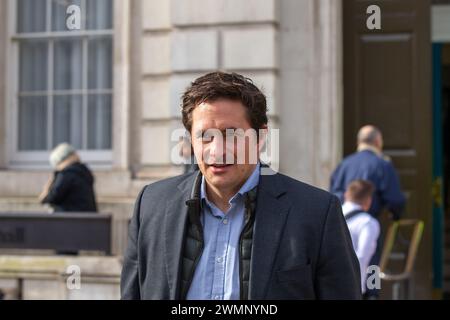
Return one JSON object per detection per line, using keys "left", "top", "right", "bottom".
{"left": 200, "top": 163, "right": 260, "bottom": 205}
{"left": 342, "top": 201, "right": 363, "bottom": 216}
{"left": 357, "top": 144, "right": 382, "bottom": 157}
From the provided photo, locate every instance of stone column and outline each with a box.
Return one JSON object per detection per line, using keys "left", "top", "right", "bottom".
{"left": 0, "top": 0, "right": 8, "bottom": 169}
{"left": 279, "top": 0, "right": 343, "bottom": 189}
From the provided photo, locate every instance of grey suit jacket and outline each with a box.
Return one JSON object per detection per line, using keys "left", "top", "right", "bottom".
{"left": 121, "top": 170, "right": 362, "bottom": 300}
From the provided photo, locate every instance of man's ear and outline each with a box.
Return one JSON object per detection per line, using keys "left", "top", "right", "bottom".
{"left": 344, "top": 190, "right": 349, "bottom": 202}
{"left": 366, "top": 197, "right": 373, "bottom": 211}
{"left": 257, "top": 125, "right": 268, "bottom": 153}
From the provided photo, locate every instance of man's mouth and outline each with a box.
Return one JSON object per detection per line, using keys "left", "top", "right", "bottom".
{"left": 209, "top": 163, "right": 234, "bottom": 173}
{"left": 210, "top": 163, "right": 233, "bottom": 168}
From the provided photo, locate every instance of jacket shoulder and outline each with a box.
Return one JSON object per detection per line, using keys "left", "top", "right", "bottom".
{"left": 140, "top": 171, "right": 198, "bottom": 199}
{"left": 271, "top": 173, "right": 338, "bottom": 217}
{"left": 276, "top": 172, "right": 335, "bottom": 201}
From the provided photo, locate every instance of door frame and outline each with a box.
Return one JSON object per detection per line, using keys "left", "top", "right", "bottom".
{"left": 431, "top": 3, "right": 450, "bottom": 298}
{"left": 343, "top": 0, "right": 433, "bottom": 299}
{"left": 432, "top": 42, "right": 444, "bottom": 298}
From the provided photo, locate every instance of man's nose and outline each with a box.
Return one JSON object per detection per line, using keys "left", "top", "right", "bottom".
{"left": 207, "top": 137, "right": 227, "bottom": 164}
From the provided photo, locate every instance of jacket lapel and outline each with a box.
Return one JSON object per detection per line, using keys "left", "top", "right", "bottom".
{"left": 163, "top": 173, "right": 197, "bottom": 299}
{"left": 249, "top": 173, "right": 291, "bottom": 299}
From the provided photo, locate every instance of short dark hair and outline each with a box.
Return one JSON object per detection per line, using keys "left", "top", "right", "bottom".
{"left": 346, "top": 180, "right": 375, "bottom": 204}
{"left": 181, "top": 71, "right": 268, "bottom": 132}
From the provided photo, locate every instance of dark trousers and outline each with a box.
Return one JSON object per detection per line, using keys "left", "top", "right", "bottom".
{"left": 365, "top": 223, "right": 383, "bottom": 298}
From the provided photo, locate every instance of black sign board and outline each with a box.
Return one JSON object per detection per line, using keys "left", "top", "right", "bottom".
{"left": 0, "top": 213, "right": 111, "bottom": 254}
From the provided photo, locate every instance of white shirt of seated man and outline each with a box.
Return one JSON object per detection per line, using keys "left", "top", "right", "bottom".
{"left": 342, "top": 201, "right": 380, "bottom": 294}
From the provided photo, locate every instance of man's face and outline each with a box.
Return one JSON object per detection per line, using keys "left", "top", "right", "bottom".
{"left": 191, "top": 99, "right": 263, "bottom": 194}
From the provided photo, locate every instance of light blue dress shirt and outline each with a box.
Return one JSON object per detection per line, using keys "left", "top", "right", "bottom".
{"left": 186, "top": 163, "right": 260, "bottom": 300}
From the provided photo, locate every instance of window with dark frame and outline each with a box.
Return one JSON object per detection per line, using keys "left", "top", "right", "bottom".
{"left": 15, "top": 0, "right": 113, "bottom": 152}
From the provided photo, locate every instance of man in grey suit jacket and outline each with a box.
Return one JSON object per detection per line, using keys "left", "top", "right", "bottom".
{"left": 121, "top": 72, "right": 361, "bottom": 300}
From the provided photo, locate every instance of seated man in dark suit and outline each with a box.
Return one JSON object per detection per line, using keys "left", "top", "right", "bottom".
{"left": 121, "top": 71, "right": 361, "bottom": 300}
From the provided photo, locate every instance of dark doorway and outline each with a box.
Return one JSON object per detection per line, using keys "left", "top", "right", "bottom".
{"left": 441, "top": 44, "right": 450, "bottom": 298}
{"left": 343, "top": 0, "right": 433, "bottom": 299}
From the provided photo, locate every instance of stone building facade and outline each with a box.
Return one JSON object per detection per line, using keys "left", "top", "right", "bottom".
{"left": 0, "top": 0, "right": 343, "bottom": 256}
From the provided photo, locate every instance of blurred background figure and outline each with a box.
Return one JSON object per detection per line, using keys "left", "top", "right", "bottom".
{"left": 38, "top": 143, "right": 98, "bottom": 213}
{"left": 330, "top": 125, "right": 406, "bottom": 299}
{"left": 342, "top": 180, "right": 380, "bottom": 299}
{"left": 179, "top": 136, "right": 199, "bottom": 174}
{"left": 330, "top": 125, "right": 405, "bottom": 220}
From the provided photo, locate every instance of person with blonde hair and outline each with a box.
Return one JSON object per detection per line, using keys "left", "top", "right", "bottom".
{"left": 39, "top": 143, "right": 97, "bottom": 213}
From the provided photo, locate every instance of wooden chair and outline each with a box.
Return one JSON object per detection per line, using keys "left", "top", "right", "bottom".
{"left": 379, "top": 219, "right": 424, "bottom": 300}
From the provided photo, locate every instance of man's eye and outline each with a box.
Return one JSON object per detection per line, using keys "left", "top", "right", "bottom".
{"left": 225, "top": 131, "right": 235, "bottom": 138}
{"left": 227, "top": 131, "right": 245, "bottom": 138}
{"left": 194, "top": 132, "right": 207, "bottom": 140}
{"left": 201, "top": 134, "right": 212, "bottom": 141}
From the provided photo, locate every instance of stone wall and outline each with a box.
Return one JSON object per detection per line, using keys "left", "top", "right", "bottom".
{"left": 136, "top": 0, "right": 343, "bottom": 187}
{"left": 0, "top": 256, "right": 121, "bottom": 300}
{"left": 136, "top": 0, "right": 280, "bottom": 179}
{"left": 0, "top": 0, "right": 344, "bottom": 259}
